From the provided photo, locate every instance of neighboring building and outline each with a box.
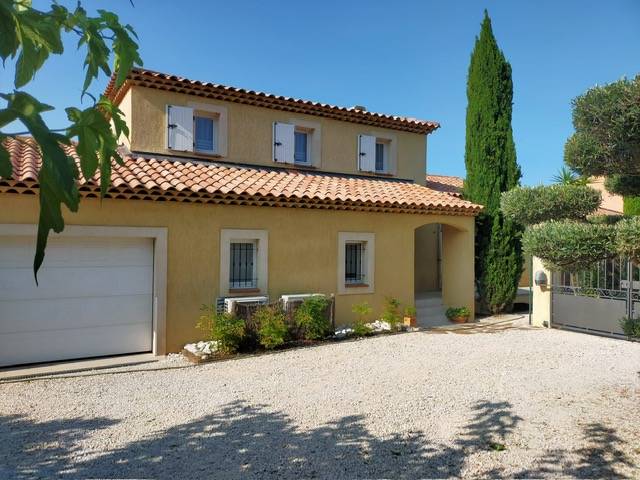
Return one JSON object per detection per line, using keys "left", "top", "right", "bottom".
{"left": 588, "top": 176, "right": 624, "bottom": 214}
{"left": 0, "top": 69, "right": 481, "bottom": 366}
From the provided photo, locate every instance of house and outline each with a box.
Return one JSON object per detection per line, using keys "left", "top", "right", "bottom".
{"left": 0, "top": 69, "right": 481, "bottom": 367}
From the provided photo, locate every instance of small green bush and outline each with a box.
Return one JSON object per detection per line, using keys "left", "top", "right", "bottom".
{"left": 501, "top": 185, "right": 601, "bottom": 225}
{"left": 623, "top": 196, "right": 640, "bottom": 216}
{"left": 522, "top": 221, "right": 616, "bottom": 271}
{"left": 295, "top": 296, "right": 331, "bottom": 340}
{"left": 352, "top": 320, "right": 372, "bottom": 337}
{"left": 445, "top": 306, "right": 471, "bottom": 320}
{"left": 587, "top": 214, "right": 624, "bottom": 225}
{"left": 254, "top": 305, "right": 288, "bottom": 350}
{"left": 197, "top": 305, "right": 245, "bottom": 354}
{"left": 351, "top": 302, "right": 373, "bottom": 337}
{"left": 404, "top": 305, "right": 417, "bottom": 317}
{"left": 381, "top": 297, "right": 402, "bottom": 329}
{"left": 619, "top": 316, "right": 640, "bottom": 339}
{"left": 615, "top": 216, "right": 640, "bottom": 262}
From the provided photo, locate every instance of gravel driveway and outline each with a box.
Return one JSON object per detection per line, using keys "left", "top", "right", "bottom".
{"left": 1, "top": 325, "right": 639, "bottom": 479}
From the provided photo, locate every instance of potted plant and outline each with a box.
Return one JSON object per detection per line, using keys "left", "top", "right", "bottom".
{"left": 403, "top": 305, "right": 417, "bottom": 327}
{"left": 445, "top": 306, "right": 470, "bottom": 324}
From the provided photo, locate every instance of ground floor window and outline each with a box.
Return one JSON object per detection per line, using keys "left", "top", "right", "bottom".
{"left": 338, "top": 232, "right": 375, "bottom": 294}
{"left": 345, "top": 241, "right": 366, "bottom": 284}
{"left": 230, "top": 241, "right": 257, "bottom": 289}
{"left": 220, "top": 229, "right": 268, "bottom": 295}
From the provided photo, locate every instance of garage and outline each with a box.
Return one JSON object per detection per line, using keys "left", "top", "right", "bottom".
{"left": 0, "top": 232, "right": 156, "bottom": 367}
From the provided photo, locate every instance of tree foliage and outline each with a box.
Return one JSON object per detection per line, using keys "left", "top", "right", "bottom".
{"left": 0, "top": 1, "right": 142, "bottom": 278}
{"left": 564, "top": 76, "right": 640, "bottom": 177}
{"left": 503, "top": 75, "right": 640, "bottom": 272}
{"left": 551, "top": 166, "right": 588, "bottom": 186}
{"left": 615, "top": 216, "right": 640, "bottom": 263}
{"left": 463, "top": 11, "right": 522, "bottom": 312}
{"left": 522, "top": 221, "right": 616, "bottom": 272}
{"left": 501, "top": 185, "right": 601, "bottom": 226}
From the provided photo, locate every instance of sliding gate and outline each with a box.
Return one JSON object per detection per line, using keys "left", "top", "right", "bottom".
{"left": 551, "top": 258, "right": 640, "bottom": 338}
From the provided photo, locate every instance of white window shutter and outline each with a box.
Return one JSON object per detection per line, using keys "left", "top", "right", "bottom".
{"left": 273, "top": 122, "right": 295, "bottom": 164}
{"left": 358, "top": 134, "right": 376, "bottom": 172}
{"left": 167, "top": 105, "right": 194, "bottom": 151}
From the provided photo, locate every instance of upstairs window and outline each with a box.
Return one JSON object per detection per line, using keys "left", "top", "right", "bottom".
{"left": 229, "top": 241, "right": 257, "bottom": 290}
{"left": 167, "top": 104, "right": 226, "bottom": 156}
{"left": 274, "top": 122, "right": 317, "bottom": 166}
{"left": 358, "top": 134, "right": 392, "bottom": 174}
{"left": 294, "top": 130, "right": 310, "bottom": 164}
{"left": 194, "top": 115, "right": 218, "bottom": 154}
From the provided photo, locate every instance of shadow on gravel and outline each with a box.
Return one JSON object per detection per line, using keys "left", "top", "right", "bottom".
{"left": 0, "top": 400, "right": 632, "bottom": 479}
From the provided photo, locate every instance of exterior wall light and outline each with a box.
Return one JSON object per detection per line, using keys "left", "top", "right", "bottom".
{"left": 534, "top": 270, "right": 548, "bottom": 287}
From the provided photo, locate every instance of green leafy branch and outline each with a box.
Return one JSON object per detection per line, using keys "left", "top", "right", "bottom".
{"left": 0, "top": 0, "right": 142, "bottom": 279}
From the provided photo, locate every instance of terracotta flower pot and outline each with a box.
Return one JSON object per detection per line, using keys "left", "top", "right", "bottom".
{"left": 403, "top": 315, "right": 417, "bottom": 327}
{"left": 449, "top": 315, "right": 469, "bottom": 324}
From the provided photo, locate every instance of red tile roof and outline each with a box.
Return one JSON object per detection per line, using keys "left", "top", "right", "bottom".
{"left": 104, "top": 69, "right": 440, "bottom": 135}
{"left": 426, "top": 174, "right": 464, "bottom": 197}
{"left": 1, "top": 138, "right": 482, "bottom": 216}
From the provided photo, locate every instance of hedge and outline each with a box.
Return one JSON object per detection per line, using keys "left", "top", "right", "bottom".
{"left": 501, "top": 185, "right": 601, "bottom": 225}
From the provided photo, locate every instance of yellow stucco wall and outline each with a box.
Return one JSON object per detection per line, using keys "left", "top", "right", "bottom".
{"left": 125, "top": 87, "right": 429, "bottom": 185}
{"left": 0, "top": 194, "right": 475, "bottom": 353}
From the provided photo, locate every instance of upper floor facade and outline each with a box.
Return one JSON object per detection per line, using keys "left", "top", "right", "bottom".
{"left": 108, "top": 69, "right": 439, "bottom": 186}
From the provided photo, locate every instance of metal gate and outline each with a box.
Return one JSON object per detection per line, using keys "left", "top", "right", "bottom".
{"left": 551, "top": 258, "right": 640, "bottom": 338}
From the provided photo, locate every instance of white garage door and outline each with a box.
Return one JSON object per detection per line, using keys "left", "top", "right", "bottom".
{"left": 0, "top": 235, "right": 154, "bottom": 367}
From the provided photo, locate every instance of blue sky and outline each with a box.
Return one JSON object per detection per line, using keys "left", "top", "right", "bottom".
{"left": 14, "top": 0, "right": 640, "bottom": 185}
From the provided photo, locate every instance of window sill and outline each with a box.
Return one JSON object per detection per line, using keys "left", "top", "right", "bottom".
{"left": 229, "top": 288, "right": 261, "bottom": 294}
{"left": 345, "top": 283, "right": 369, "bottom": 288}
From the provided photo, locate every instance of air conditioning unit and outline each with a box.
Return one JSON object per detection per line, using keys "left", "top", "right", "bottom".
{"left": 217, "top": 296, "right": 269, "bottom": 314}
{"left": 280, "top": 293, "right": 324, "bottom": 309}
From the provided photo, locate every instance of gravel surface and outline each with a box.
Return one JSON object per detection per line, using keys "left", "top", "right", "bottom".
{"left": 1, "top": 325, "right": 639, "bottom": 479}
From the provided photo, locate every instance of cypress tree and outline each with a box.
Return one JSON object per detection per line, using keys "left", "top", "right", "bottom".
{"left": 464, "top": 11, "right": 523, "bottom": 313}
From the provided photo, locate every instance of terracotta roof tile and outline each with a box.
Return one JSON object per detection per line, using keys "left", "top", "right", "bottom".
{"left": 105, "top": 68, "right": 439, "bottom": 135}
{"left": 426, "top": 174, "right": 464, "bottom": 197}
{"left": 1, "top": 137, "right": 482, "bottom": 216}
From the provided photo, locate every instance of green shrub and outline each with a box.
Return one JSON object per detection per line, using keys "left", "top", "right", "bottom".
{"left": 351, "top": 302, "right": 373, "bottom": 337}
{"left": 295, "top": 296, "right": 331, "bottom": 340}
{"left": 615, "top": 216, "right": 640, "bottom": 262}
{"left": 619, "top": 316, "right": 640, "bottom": 339}
{"left": 352, "top": 320, "right": 372, "bottom": 337}
{"left": 587, "top": 214, "right": 624, "bottom": 225}
{"left": 197, "top": 305, "right": 245, "bottom": 354}
{"left": 445, "top": 306, "right": 471, "bottom": 320}
{"left": 254, "top": 305, "right": 288, "bottom": 350}
{"left": 501, "top": 185, "right": 601, "bottom": 225}
{"left": 605, "top": 175, "right": 640, "bottom": 197}
{"left": 404, "top": 305, "right": 417, "bottom": 317}
{"left": 623, "top": 196, "right": 640, "bottom": 216}
{"left": 381, "top": 297, "right": 402, "bottom": 329}
{"left": 522, "top": 221, "right": 616, "bottom": 271}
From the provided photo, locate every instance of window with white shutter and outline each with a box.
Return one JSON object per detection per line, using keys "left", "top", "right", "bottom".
{"left": 167, "top": 105, "right": 194, "bottom": 152}
{"left": 358, "top": 134, "right": 376, "bottom": 172}
{"left": 273, "top": 122, "right": 295, "bottom": 164}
